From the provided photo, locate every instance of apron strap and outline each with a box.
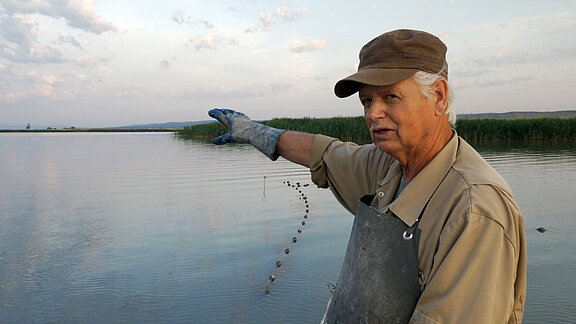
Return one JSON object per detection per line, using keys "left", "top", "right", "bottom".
{"left": 360, "top": 193, "right": 376, "bottom": 206}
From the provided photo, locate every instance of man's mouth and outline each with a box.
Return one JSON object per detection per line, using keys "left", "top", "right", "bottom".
{"left": 371, "top": 127, "right": 392, "bottom": 136}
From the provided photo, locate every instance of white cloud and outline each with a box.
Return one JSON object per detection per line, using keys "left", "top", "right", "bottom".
{"left": 452, "top": 75, "right": 536, "bottom": 90}
{"left": 200, "top": 20, "right": 214, "bottom": 28}
{"left": 0, "top": 71, "right": 57, "bottom": 101}
{"left": 290, "top": 39, "right": 328, "bottom": 53}
{"left": 160, "top": 57, "right": 179, "bottom": 70}
{"left": 171, "top": 9, "right": 188, "bottom": 25}
{"left": 58, "top": 34, "right": 82, "bottom": 49}
{"left": 170, "top": 9, "right": 213, "bottom": 28}
{"left": 27, "top": 45, "right": 63, "bottom": 63}
{"left": 228, "top": 37, "right": 239, "bottom": 46}
{"left": 0, "top": 0, "right": 117, "bottom": 34}
{"left": 160, "top": 59, "right": 170, "bottom": 69}
{"left": 0, "top": 13, "right": 64, "bottom": 63}
{"left": 0, "top": 13, "right": 37, "bottom": 50}
{"left": 0, "top": 0, "right": 116, "bottom": 65}
{"left": 0, "top": 65, "right": 108, "bottom": 103}
{"left": 183, "top": 82, "right": 295, "bottom": 98}
{"left": 73, "top": 54, "right": 107, "bottom": 67}
{"left": 448, "top": 11, "right": 576, "bottom": 89}
{"left": 65, "top": 70, "right": 87, "bottom": 81}
{"left": 258, "top": 13, "right": 273, "bottom": 31}
{"left": 188, "top": 33, "right": 221, "bottom": 50}
{"left": 276, "top": 6, "right": 308, "bottom": 22}
{"left": 187, "top": 33, "right": 239, "bottom": 51}
{"left": 253, "top": 6, "right": 308, "bottom": 32}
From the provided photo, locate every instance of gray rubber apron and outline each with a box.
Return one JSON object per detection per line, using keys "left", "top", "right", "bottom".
{"left": 325, "top": 194, "right": 422, "bottom": 323}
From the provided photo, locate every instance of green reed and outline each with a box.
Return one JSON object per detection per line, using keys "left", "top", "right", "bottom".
{"left": 178, "top": 116, "right": 371, "bottom": 140}
{"left": 455, "top": 118, "right": 576, "bottom": 141}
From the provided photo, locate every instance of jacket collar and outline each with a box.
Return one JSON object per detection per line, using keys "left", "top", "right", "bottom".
{"left": 386, "top": 132, "right": 458, "bottom": 226}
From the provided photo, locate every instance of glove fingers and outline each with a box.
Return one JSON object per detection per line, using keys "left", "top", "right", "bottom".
{"left": 208, "top": 108, "right": 220, "bottom": 119}
{"left": 212, "top": 132, "right": 234, "bottom": 145}
{"left": 208, "top": 108, "right": 228, "bottom": 127}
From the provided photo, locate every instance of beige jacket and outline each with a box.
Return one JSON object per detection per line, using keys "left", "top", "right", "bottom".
{"left": 310, "top": 133, "right": 526, "bottom": 324}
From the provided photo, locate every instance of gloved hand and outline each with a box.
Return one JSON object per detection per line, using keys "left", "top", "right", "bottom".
{"left": 208, "top": 108, "right": 286, "bottom": 161}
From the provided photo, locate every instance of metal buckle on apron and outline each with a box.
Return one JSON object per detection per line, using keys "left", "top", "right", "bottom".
{"left": 402, "top": 218, "right": 419, "bottom": 240}
{"left": 403, "top": 230, "right": 414, "bottom": 240}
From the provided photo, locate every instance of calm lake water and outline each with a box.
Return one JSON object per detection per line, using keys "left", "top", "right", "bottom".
{"left": 0, "top": 133, "right": 574, "bottom": 323}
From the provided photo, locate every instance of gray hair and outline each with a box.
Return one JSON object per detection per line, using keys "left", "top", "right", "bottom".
{"left": 411, "top": 65, "right": 456, "bottom": 126}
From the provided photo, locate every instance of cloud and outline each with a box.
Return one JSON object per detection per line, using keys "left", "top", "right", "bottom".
{"left": 58, "top": 34, "right": 83, "bottom": 49}
{"left": 73, "top": 54, "right": 107, "bottom": 67}
{"left": 290, "top": 39, "right": 328, "bottom": 53}
{"left": 199, "top": 20, "right": 214, "bottom": 29}
{"left": 258, "top": 13, "right": 273, "bottom": 31}
{"left": 0, "top": 0, "right": 117, "bottom": 34}
{"left": 171, "top": 9, "right": 188, "bottom": 25}
{"left": 185, "top": 82, "right": 295, "bottom": 98}
{"left": 276, "top": 6, "right": 308, "bottom": 22}
{"left": 0, "top": 13, "right": 37, "bottom": 51}
{"left": 0, "top": 70, "right": 75, "bottom": 102}
{"left": 188, "top": 33, "right": 221, "bottom": 50}
{"left": 0, "top": 0, "right": 115, "bottom": 64}
{"left": 187, "top": 33, "right": 239, "bottom": 51}
{"left": 250, "top": 6, "right": 309, "bottom": 33}
{"left": 452, "top": 75, "right": 535, "bottom": 90}
{"left": 447, "top": 11, "right": 576, "bottom": 89}
{"left": 160, "top": 57, "right": 178, "bottom": 70}
{"left": 170, "top": 9, "right": 213, "bottom": 28}
{"left": 244, "top": 26, "right": 258, "bottom": 33}
{"left": 160, "top": 59, "right": 170, "bottom": 69}
{"left": 0, "top": 13, "right": 64, "bottom": 63}
{"left": 228, "top": 37, "right": 239, "bottom": 46}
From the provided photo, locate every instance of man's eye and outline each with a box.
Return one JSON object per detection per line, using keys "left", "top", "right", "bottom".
{"left": 361, "top": 98, "right": 372, "bottom": 105}
{"left": 385, "top": 94, "right": 398, "bottom": 99}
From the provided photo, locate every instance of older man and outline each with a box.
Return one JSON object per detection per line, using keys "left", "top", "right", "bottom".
{"left": 209, "top": 29, "right": 526, "bottom": 323}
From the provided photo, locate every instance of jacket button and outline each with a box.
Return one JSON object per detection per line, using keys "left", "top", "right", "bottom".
{"left": 378, "top": 191, "right": 384, "bottom": 198}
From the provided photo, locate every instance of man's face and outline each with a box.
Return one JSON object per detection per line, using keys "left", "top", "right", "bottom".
{"left": 358, "top": 77, "right": 440, "bottom": 163}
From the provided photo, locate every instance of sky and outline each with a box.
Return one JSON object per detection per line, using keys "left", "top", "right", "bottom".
{"left": 0, "top": 0, "right": 575, "bottom": 128}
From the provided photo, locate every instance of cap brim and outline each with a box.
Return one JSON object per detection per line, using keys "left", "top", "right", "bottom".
{"left": 334, "top": 68, "right": 419, "bottom": 98}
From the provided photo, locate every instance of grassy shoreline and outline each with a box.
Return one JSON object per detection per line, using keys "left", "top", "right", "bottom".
{"left": 0, "top": 128, "right": 178, "bottom": 133}
{"left": 5, "top": 118, "right": 575, "bottom": 141}
{"left": 178, "top": 117, "right": 576, "bottom": 141}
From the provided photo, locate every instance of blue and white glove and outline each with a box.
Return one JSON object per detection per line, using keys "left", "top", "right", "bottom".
{"left": 208, "top": 108, "right": 286, "bottom": 161}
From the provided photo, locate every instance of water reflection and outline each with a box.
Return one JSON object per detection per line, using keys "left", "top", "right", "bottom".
{"left": 0, "top": 133, "right": 574, "bottom": 323}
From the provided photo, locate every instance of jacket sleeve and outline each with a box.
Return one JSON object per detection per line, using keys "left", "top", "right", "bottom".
{"left": 410, "top": 186, "right": 525, "bottom": 324}
{"left": 309, "top": 134, "right": 394, "bottom": 214}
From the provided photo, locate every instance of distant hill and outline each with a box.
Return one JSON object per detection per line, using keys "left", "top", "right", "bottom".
{"left": 457, "top": 110, "right": 576, "bottom": 120}
{"left": 111, "top": 120, "right": 213, "bottom": 129}
{"left": 6, "top": 110, "right": 572, "bottom": 131}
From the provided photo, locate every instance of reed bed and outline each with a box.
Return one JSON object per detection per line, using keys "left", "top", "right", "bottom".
{"left": 455, "top": 118, "right": 576, "bottom": 141}
{"left": 178, "top": 117, "right": 576, "bottom": 141}
{"left": 179, "top": 116, "right": 371, "bottom": 140}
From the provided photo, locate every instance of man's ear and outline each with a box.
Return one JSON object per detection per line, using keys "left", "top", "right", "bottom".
{"left": 432, "top": 78, "right": 449, "bottom": 116}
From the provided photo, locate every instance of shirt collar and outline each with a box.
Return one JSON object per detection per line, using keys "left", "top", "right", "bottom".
{"left": 387, "top": 132, "right": 458, "bottom": 226}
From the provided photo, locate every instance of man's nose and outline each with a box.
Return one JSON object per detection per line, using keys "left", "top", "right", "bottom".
{"left": 365, "top": 100, "right": 387, "bottom": 121}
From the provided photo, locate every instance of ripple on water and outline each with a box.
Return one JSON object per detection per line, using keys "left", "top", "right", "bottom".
{"left": 1, "top": 134, "right": 575, "bottom": 323}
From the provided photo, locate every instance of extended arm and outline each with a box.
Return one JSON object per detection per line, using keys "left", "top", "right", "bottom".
{"left": 208, "top": 108, "right": 314, "bottom": 167}
{"left": 276, "top": 131, "right": 314, "bottom": 167}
